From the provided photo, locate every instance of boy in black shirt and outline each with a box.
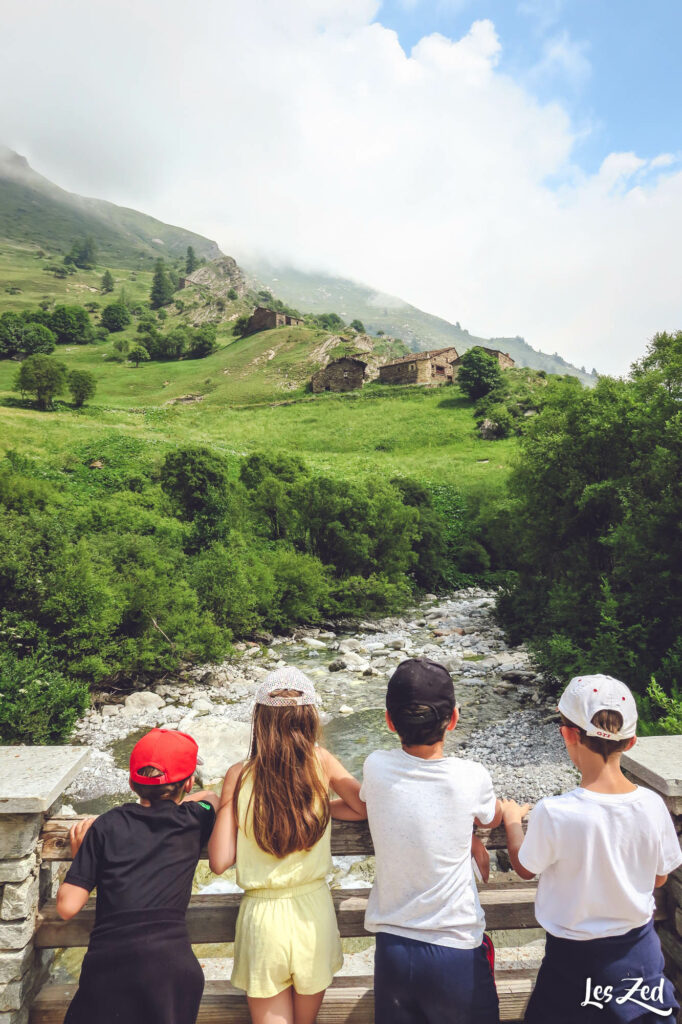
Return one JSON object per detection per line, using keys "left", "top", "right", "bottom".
{"left": 57, "top": 729, "right": 218, "bottom": 1024}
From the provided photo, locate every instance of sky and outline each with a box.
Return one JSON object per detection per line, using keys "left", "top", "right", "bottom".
{"left": 1, "top": 0, "right": 681, "bottom": 374}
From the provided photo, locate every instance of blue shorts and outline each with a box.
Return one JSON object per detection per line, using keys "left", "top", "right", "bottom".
{"left": 525, "top": 918, "right": 678, "bottom": 1023}
{"left": 374, "top": 932, "right": 500, "bottom": 1024}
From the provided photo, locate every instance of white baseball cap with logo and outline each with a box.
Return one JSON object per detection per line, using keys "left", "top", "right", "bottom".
{"left": 558, "top": 674, "right": 638, "bottom": 741}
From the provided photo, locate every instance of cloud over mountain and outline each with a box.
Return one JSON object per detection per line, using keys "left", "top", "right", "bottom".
{"left": 1, "top": 0, "right": 680, "bottom": 373}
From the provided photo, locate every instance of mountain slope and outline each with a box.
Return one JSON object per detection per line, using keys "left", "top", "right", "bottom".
{"left": 245, "top": 260, "right": 596, "bottom": 384}
{"left": 0, "top": 147, "right": 221, "bottom": 267}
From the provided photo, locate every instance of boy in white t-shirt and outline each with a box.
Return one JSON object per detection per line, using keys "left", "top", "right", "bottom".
{"left": 360, "top": 658, "right": 502, "bottom": 1024}
{"left": 502, "top": 674, "right": 681, "bottom": 1023}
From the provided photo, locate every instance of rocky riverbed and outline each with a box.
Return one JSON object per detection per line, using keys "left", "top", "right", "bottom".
{"left": 65, "top": 587, "right": 578, "bottom": 809}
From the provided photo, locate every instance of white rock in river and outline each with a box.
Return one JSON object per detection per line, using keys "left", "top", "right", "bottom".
{"left": 304, "top": 638, "right": 327, "bottom": 650}
{"left": 338, "top": 705, "right": 354, "bottom": 716}
{"left": 178, "top": 716, "right": 251, "bottom": 783}
{"left": 192, "top": 697, "right": 213, "bottom": 714}
{"left": 123, "top": 692, "right": 165, "bottom": 714}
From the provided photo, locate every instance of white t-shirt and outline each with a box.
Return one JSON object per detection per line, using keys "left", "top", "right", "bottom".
{"left": 519, "top": 786, "right": 682, "bottom": 941}
{"left": 360, "top": 748, "right": 497, "bottom": 948}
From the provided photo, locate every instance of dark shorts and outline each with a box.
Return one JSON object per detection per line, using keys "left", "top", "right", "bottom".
{"left": 374, "top": 932, "right": 500, "bottom": 1024}
{"left": 525, "top": 918, "right": 678, "bottom": 1024}
{"left": 64, "top": 908, "right": 204, "bottom": 1024}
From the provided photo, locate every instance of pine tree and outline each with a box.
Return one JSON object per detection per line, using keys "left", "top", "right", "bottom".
{"left": 185, "top": 246, "right": 198, "bottom": 275}
{"left": 101, "top": 270, "right": 114, "bottom": 293}
{"left": 150, "top": 259, "right": 174, "bottom": 309}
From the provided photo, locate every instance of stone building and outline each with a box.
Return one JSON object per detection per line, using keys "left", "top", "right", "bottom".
{"left": 246, "top": 307, "right": 305, "bottom": 334}
{"left": 451, "top": 346, "right": 515, "bottom": 378}
{"left": 378, "top": 347, "right": 459, "bottom": 386}
{"left": 311, "top": 357, "right": 367, "bottom": 393}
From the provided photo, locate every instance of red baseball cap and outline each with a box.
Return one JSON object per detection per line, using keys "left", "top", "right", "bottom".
{"left": 129, "top": 729, "right": 202, "bottom": 786}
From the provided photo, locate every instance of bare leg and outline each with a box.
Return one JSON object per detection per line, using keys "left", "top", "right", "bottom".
{"left": 247, "top": 987, "right": 294, "bottom": 1024}
{"left": 293, "top": 989, "right": 326, "bottom": 1024}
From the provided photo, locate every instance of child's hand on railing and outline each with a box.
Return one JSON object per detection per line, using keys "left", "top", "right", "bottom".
{"left": 500, "top": 799, "right": 531, "bottom": 824}
{"left": 69, "top": 817, "right": 96, "bottom": 859}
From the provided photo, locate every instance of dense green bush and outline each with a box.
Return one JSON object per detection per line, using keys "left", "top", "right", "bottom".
{"left": 0, "top": 440, "right": 452, "bottom": 692}
{"left": 496, "top": 330, "right": 682, "bottom": 696}
{"left": 0, "top": 651, "right": 89, "bottom": 744}
{"left": 100, "top": 301, "right": 131, "bottom": 332}
{"left": 14, "top": 354, "right": 68, "bottom": 409}
{"left": 456, "top": 347, "right": 503, "bottom": 400}
{"left": 68, "top": 370, "right": 97, "bottom": 407}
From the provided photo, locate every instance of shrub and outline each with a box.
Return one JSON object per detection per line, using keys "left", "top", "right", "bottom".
{"left": 0, "top": 651, "right": 89, "bottom": 744}
{"left": 21, "top": 323, "right": 56, "bottom": 356}
{"left": 14, "top": 355, "right": 68, "bottom": 409}
{"left": 68, "top": 370, "right": 97, "bottom": 408}
{"left": 160, "top": 447, "right": 230, "bottom": 521}
{"left": 100, "top": 301, "right": 131, "bottom": 333}
{"left": 456, "top": 347, "right": 503, "bottom": 400}
{"left": 127, "top": 344, "right": 150, "bottom": 367}
{"left": 227, "top": 288, "right": 238, "bottom": 301}
{"left": 49, "top": 305, "right": 95, "bottom": 345}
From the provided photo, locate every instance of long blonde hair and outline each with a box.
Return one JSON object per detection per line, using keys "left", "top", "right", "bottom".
{"left": 235, "top": 692, "right": 330, "bottom": 857}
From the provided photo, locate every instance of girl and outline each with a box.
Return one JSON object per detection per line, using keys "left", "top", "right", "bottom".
{"left": 208, "top": 667, "right": 367, "bottom": 1024}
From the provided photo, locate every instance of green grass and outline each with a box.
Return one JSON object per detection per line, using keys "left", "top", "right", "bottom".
{"left": 0, "top": 241, "right": 517, "bottom": 499}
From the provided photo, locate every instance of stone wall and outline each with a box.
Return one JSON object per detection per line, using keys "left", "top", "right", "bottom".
{"left": 379, "top": 347, "right": 459, "bottom": 386}
{"left": 311, "top": 357, "right": 366, "bottom": 393}
{"left": 246, "top": 307, "right": 305, "bottom": 334}
{"left": 622, "top": 737, "right": 682, "bottom": 1022}
{"left": 0, "top": 748, "right": 89, "bottom": 1024}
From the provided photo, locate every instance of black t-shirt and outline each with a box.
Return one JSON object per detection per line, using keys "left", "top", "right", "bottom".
{"left": 65, "top": 800, "right": 215, "bottom": 922}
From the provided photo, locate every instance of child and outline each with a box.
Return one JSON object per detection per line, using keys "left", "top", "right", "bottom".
{"left": 360, "top": 657, "right": 502, "bottom": 1024}
{"left": 501, "top": 673, "right": 682, "bottom": 1023}
{"left": 208, "top": 667, "right": 366, "bottom": 1024}
{"left": 57, "top": 728, "right": 219, "bottom": 1024}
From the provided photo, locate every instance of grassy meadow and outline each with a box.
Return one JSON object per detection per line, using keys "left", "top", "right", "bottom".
{"left": 0, "top": 240, "right": 517, "bottom": 502}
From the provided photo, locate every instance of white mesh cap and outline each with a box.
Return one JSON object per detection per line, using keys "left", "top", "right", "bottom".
{"left": 558, "top": 674, "right": 638, "bottom": 740}
{"left": 254, "top": 666, "right": 321, "bottom": 707}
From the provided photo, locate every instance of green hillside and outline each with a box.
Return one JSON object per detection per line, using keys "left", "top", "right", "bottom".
{"left": 246, "top": 260, "right": 597, "bottom": 384}
{"left": 0, "top": 247, "right": 514, "bottom": 500}
{"left": 0, "top": 148, "right": 221, "bottom": 267}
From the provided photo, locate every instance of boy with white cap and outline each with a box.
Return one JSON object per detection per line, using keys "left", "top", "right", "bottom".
{"left": 502, "top": 674, "right": 681, "bottom": 1023}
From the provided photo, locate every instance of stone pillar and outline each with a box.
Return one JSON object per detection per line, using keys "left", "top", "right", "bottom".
{"left": 0, "top": 747, "right": 89, "bottom": 1024}
{"left": 622, "top": 737, "right": 682, "bottom": 1023}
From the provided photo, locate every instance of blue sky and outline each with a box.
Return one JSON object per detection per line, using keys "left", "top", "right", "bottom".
{"left": 377, "top": 0, "right": 682, "bottom": 172}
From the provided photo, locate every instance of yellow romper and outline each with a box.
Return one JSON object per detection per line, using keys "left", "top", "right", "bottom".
{"left": 230, "top": 770, "right": 344, "bottom": 998}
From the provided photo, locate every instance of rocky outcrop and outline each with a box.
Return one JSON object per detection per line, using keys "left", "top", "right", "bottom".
{"left": 184, "top": 257, "right": 247, "bottom": 301}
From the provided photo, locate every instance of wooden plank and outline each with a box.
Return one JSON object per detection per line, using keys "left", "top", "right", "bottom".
{"left": 30, "top": 974, "right": 534, "bottom": 1024}
{"left": 36, "top": 884, "right": 668, "bottom": 949}
{"left": 39, "top": 816, "right": 520, "bottom": 861}
{"left": 35, "top": 888, "right": 544, "bottom": 949}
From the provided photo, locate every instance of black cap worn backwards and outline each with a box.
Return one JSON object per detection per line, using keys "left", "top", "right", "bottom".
{"left": 386, "top": 658, "right": 455, "bottom": 727}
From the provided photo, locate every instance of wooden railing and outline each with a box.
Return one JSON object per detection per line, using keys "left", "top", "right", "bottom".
{"left": 29, "top": 816, "right": 666, "bottom": 1024}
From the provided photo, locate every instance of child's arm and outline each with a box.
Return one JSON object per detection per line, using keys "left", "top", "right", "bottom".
{"left": 329, "top": 798, "right": 366, "bottom": 821}
{"left": 318, "top": 748, "right": 367, "bottom": 819}
{"left": 500, "top": 799, "right": 535, "bottom": 880}
{"left": 475, "top": 798, "right": 503, "bottom": 830}
{"left": 471, "top": 834, "right": 490, "bottom": 883}
{"left": 207, "top": 762, "right": 242, "bottom": 875}
{"left": 655, "top": 874, "right": 669, "bottom": 888}
{"left": 56, "top": 883, "right": 91, "bottom": 920}
{"left": 184, "top": 789, "right": 220, "bottom": 811}
{"left": 56, "top": 818, "right": 97, "bottom": 921}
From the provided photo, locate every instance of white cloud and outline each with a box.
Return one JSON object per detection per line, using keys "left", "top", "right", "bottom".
{"left": 529, "top": 31, "right": 591, "bottom": 88}
{"left": 0, "top": 0, "right": 680, "bottom": 375}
